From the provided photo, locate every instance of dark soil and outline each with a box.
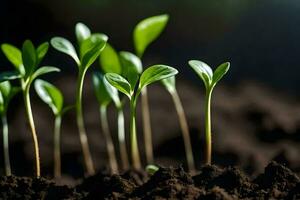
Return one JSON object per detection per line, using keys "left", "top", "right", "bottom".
{"left": 0, "top": 161, "right": 299, "bottom": 199}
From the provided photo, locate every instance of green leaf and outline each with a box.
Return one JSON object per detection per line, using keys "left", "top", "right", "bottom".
{"left": 75, "top": 23, "right": 91, "bottom": 44}
{"left": 81, "top": 34, "right": 108, "bottom": 69}
{"left": 146, "top": 165, "right": 159, "bottom": 175}
{"left": 92, "top": 72, "right": 112, "bottom": 106}
{"left": 99, "top": 43, "right": 122, "bottom": 74}
{"left": 119, "top": 51, "right": 142, "bottom": 88}
{"left": 22, "top": 40, "right": 37, "bottom": 76}
{"left": 1, "top": 44, "right": 25, "bottom": 74}
{"left": 105, "top": 73, "right": 132, "bottom": 99}
{"left": 188, "top": 60, "right": 213, "bottom": 89}
{"left": 34, "top": 79, "right": 63, "bottom": 115}
{"left": 212, "top": 62, "right": 230, "bottom": 86}
{"left": 0, "top": 81, "right": 20, "bottom": 114}
{"left": 161, "top": 76, "right": 176, "bottom": 93}
{"left": 61, "top": 105, "right": 75, "bottom": 115}
{"left": 30, "top": 66, "right": 60, "bottom": 82}
{"left": 0, "top": 71, "right": 21, "bottom": 82}
{"left": 133, "top": 14, "right": 169, "bottom": 57}
{"left": 139, "top": 65, "right": 178, "bottom": 90}
{"left": 103, "top": 75, "right": 121, "bottom": 107}
{"left": 36, "top": 42, "right": 49, "bottom": 64}
{"left": 0, "top": 81, "right": 11, "bottom": 98}
{"left": 51, "top": 37, "right": 80, "bottom": 65}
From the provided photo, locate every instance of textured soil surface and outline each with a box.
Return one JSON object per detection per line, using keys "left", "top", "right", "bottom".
{"left": 0, "top": 162, "right": 299, "bottom": 199}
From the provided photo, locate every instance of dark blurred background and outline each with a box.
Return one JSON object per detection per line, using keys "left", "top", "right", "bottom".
{"left": 1, "top": 0, "right": 299, "bottom": 94}
{"left": 0, "top": 0, "right": 300, "bottom": 178}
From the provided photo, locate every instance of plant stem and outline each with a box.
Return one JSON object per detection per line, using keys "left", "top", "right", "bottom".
{"left": 23, "top": 86, "right": 40, "bottom": 177}
{"left": 141, "top": 88, "right": 153, "bottom": 164}
{"left": 171, "top": 91, "right": 195, "bottom": 172}
{"left": 54, "top": 115, "right": 62, "bottom": 178}
{"left": 130, "top": 97, "right": 141, "bottom": 169}
{"left": 76, "top": 69, "right": 95, "bottom": 175}
{"left": 2, "top": 114, "right": 11, "bottom": 176}
{"left": 117, "top": 107, "right": 129, "bottom": 170}
{"left": 204, "top": 89, "right": 212, "bottom": 165}
{"left": 100, "top": 105, "right": 118, "bottom": 174}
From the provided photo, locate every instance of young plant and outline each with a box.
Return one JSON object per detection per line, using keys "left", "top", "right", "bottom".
{"left": 51, "top": 23, "right": 108, "bottom": 175}
{"left": 99, "top": 43, "right": 129, "bottom": 170}
{"left": 0, "top": 80, "right": 20, "bottom": 176}
{"left": 1, "top": 40, "right": 60, "bottom": 177}
{"left": 133, "top": 14, "right": 169, "bottom": 164}
{"left": 161, "top": 77, "right": 195, "bottom": 172}
{"left": 34, "top": 79, "right": 72, "bottom": 178}
{"left": 188, "top": 60, "right": 230, "bottom": 164}
{"left": 92, "top": 72, "right": 118, "bottom": 173}
{"left": 105, "top": 64, "right": 178, "bottom": 169}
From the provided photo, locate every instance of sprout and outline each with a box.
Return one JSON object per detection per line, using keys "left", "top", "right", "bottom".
{"left": 188, "top": 60, "right": 230, "bottom": 164}
{"left": 92, "top": 72, "right": 118, "bottom": 174}
{"left": 105, "top": 64, "right": 178, "bottom": 169}
{"left": 51, "top": 23, "right": 108, "bottom": 175}
{"left": 146, "top": 164, "right": 159, "bottom": 176}
{"left": 1, "top": 40, "right": 60, "bottom": 177}
{"left": 99, "top": 44, "right": 129, "bottom": 170}
{"left": 133, "top": 14, "right": 169, "bottom": 164}
{"left": 0, "top": 80, "right": 20, "bottom": 176}
{"left": 161, "top": 77, "right": 195, "bottom": 172}
{"left": 34, "top": 79, "right": 72, "bottom": 178}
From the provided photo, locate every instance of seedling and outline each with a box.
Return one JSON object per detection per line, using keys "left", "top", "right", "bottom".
{"left": 105, "top": 63, "right": 178, "bottom": 169}
{"left": 51, "top": 23, "right": 108, "bottom": 175}
{"left": 146, "top": 164, "right": 159, "bottom": 176}
{"left": 188, "top": 60, "right": 230, "bottom": 164}
{"left": 99, "top": 43, "right": 129, "bottom": 170}
{"left": 1, "top": 40, "right": 60, "bottom": 177}
{"left": 0, "top": 80, "right": 20, "bottom": 176}
{"left": 34, "top": 79, "right": 72, "bottom": 178}
{"left": 133, "top": 14, "right": 169, "bottom": 164}
{"left": 92, "top": 72, "right": 118, "bottom": 173}
{"left": 161, "top": 77, "right": 195, "bottom": 172}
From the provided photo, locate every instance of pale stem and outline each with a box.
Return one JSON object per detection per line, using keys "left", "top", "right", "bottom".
{"left": 130, "top": 97, "right": 141, "bottom": 169}
{"left": 117, "top": 107, "right": 129, "bottom": 170}
{"left": 171, "top": 91, "right": 196, "bottom": 172}
{"left": 204, "top": 89, "right": 212, "bottom": 164}
{"left": 141, "top": 88, "right": 154, "bottom": 164}
{"left": 100, "top": 105, "right": 118, "bottom": 174}
{"left": 54, "top": 115, "right": 62, "bottom": 178}
{"left": 24, "top": 86, "right": 40, "bottom": 177}
{"left": 76, "top": 69, "right": 95, "bottom": 175}
{"left": 2, "top": 114, "right": 11, "bottom": 176}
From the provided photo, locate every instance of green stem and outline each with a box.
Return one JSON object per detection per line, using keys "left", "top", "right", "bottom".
{"left": 130, "top": 97, "right": 141, "bottom": 169}
{"left": 117, "top": 107, "right": 129, "bottom": 170}
{"left": 100, "top": 105, "right": 118, "bottom": 174}
{"left": 23, "top": 86, "right": 40, "bottom": 177}
{"left": 76, "top": 69, "right": 95, "bottom": 175}
{"left": 171, "top": 91, "right": 195, "bottom": 172}
{"left": 2, "top": 114, "right": 11, "bottom": 176}
{"left": 54, "top": 115, "right": 62, "bottom": 178}
{"left": 204, "top": 89, "right": 212, "bottom": 165}
{"left": 141, "top": 88, "right": 154, "bottom": 164}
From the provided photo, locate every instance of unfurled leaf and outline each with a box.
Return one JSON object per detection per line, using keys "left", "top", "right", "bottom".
{"left": 103, "top": 75, "right": 121, "bottom": 107}
{"left": 139, "top": 65, "right": 178, "bottom": 90}
{"left": 51, "top": 37, "right": 80, "bottom": 65}
{"left": 0, "top": 81, "right": 20, "bottom": 114}
{"left": 99, "top": 43, "right": 121, "bottom": 74}
{"left": 81, "top": 34, "right": 108, "bottom": 69}
{"left": 34, "top": 79, "right": 63, "bottom": 115}
{"left": 119, "top": 51, "right": 142, "bottom": 88}
{"left": 36, "top": 42, "right": 49, "bottom": 64}
{"left": 30, "top": 66, "right": 60, "bottom": 82}
{"left": 134, "top": 14, "right": 169, "bottom": 57}
{"left": 105, "top": 73, "right": 132, "bottom": 99}
{"left": 161, "top": 76, "right": 176, "bottom": 93}
{"left": 0, "top": 71, "right": 21, "bottom": 82}
{"left": 212, "top": 62, "right": 230, "bottom": 86}
{"left": 188, "top": 60, "right": 212, "bottom": 89}
{"left": 0, "top": 81, "right": 11, "bottom": 98}
{"left": 92, "top": 72, "right": 112, "bottom": 107}
{"left": 1, "top": 44, "right": 25, "bottom": 74}
{"left": 22, "top": 40, "right": 37, "bottom": 76}
{"left": 75, "top": 23, "right": 91, "bottom": 44}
